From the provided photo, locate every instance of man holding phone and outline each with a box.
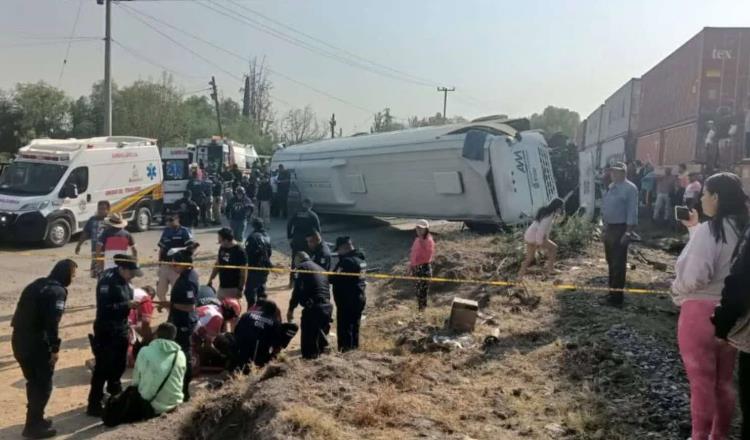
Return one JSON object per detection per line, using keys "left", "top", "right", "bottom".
{"left": 601, "top": 162, "right": 639, "bottom": 307}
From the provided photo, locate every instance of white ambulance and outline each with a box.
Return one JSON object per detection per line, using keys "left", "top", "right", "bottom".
{"left": 0, "top": 136, "right": 163, "bottom": 247}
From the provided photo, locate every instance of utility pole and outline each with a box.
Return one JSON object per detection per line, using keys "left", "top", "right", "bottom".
{"left": 437, "top": 86, "right": 455, "bottom": 122}
{"left": 103, "top": 0, "right": 112, "bottom": 136}
{"left": 330, "top": 113, "right": 337, "bottom": 138}
{"left": 209, "top": 76, "right": 224, "bottom": 137}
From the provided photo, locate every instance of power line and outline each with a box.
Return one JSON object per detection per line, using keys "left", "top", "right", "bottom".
{"left": 208, "top": 1, "right": 493, "bottom": 114}
{"left": 116, "top": 4, "right": 245, "bottom": 83}
{"left": 0, "top": 40, "right": 98, "bottom": 49}
{"left": 200, "top": 1, "right": 434, "bottom": 89}
{"left": 57, "top": 0, "right": 85, "bottom": 87}
{"left": 223, "top": 0, "right": 438, "bottom": 87}
{"left": 118, "top": 3, "right": 377, "bottom": 115}
{"left": 111, "top": 39, "right": 205, "bottom": 80}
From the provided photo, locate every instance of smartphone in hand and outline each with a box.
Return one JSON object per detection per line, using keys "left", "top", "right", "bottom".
{"left": 675, "top": 205, "right": 691, "bottom": 222}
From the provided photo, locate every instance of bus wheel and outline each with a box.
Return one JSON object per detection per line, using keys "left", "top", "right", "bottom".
{"left": 134, "top": 206, "right": 152, "bottom": 232}
{"left": 45, "top": 218, "right": 71, "bottom": 247}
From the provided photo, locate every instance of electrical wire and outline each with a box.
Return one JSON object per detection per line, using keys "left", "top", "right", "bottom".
{"left": 57, "top": 0, "right": 85, "bottom": 87}
{"left": 112, "top": 39, "right": 206, "bottom": 80}
{"left": 117, "top": 2, "right": 378, "bottom": 115}
{"left": 223, "top": 0, "right": 438, "bottom": 87}
{"left": 201, "top": 1, "right": 433, "bottom": 89}
{"left": 0, "top": 40, "right": 98, "bottom": 49}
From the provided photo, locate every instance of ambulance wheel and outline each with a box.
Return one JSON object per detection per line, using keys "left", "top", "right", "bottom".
{"left": 134, "top": 206, "right": 151, "bottom": 232}
{"left": 44, "top": 218, "right": 71, "bottom": 248}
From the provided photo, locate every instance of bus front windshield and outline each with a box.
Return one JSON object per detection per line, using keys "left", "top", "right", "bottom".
{"left": 0, "top": 161, "right": 67, "bottom": 196}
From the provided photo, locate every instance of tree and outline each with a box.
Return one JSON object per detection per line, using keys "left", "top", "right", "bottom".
{"left": 408, "top": 112, "right": 468, "bottom": 128}
{"left": 181, "top": 95, "right": 217, "bottom": 142}
{"left": 529, "top": 106, "right": 580, "bottom": 139}
{"left": 243, "top": 57, "right": 274, "bottom": 135}
{"left": 13, "top": 81, "right": 71, "bottom": 140}
{"left": 371, "top": 108, "right": 404, "bottom": 133}
{"left": 0, "top": 90, "right": 23, "bottom": 153}
{"left": 280, "top": 106, "right": 325, "bottom": 145}
{"left": 69, "top": 96, "right": 96, "bottom": 138}
{"left": 220, "top": 97, "right": 242, "bottom": 124}
{"left": 113, "top": 75, "right": 186, "bottom": 145}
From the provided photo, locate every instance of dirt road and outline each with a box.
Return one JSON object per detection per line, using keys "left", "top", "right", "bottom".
{"left": 0, "top": 215, "right": 426, "bottom": 439}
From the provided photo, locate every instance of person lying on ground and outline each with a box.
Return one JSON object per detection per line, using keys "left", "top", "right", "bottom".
{"left": 192, "top": 297, "right": 241, "bottom": 374}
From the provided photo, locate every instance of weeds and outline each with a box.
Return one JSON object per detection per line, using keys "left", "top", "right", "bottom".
{"left": 281, "top": 406, "right": 349, "bottom": 440}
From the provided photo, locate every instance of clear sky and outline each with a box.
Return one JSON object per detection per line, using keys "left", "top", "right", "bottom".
{"left": 1, "top": 0, "right": 749, "bottom": 134}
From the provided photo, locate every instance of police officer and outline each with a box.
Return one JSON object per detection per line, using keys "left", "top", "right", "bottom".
{"left": 330, "top": 237, "right": 367, "bottom": 352}
{"left": 244, "top": 218, "right": 273, "bottom": 307}
{"left": 87, "top": 254, "right": 142, "bottom": 417}
{"left": 287, "top": 252, "right": 332, "bottom": 359}
{"left": 12, "top": 259, "right": 77, "bottom": 439}
{"left": 230, "top": 299, "right": 286, "bottom": 372}
{"left": 286, "top": 198, "right": 320, "bottom": 285}
{"left": 306, "top": 231, "right": 332, "bottom": 271}
{"left": 166, "top": 248, "right": 199, "bottom": 401}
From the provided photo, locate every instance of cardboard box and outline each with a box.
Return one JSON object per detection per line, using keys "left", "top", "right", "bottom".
{"left": 449, "top": 298, "right": 479, "bottom": 333}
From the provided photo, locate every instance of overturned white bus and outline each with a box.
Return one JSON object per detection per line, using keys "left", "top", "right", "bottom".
{"left": 272, "top": 119, "right": 558, "bottom": 230}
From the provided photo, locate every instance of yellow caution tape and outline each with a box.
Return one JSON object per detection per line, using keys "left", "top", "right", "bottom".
{"left": 0, "top": 250, "right": 675, "bottom": 296}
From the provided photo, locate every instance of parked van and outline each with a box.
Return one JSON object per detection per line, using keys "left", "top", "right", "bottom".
{"left": 272, "top": 119, "right": 558, "bottom": 229}
{"left": 0, "top": 136, "right": 163, "bottom": 247}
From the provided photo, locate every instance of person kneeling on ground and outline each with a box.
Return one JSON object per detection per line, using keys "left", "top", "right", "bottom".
{"left": 103, "top": 322, "right": 186, "bottom": 427}
{"left": 215, "top": 299, "right": 296, "bottom": 374}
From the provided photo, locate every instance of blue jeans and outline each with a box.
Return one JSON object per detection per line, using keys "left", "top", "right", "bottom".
{"left": 230, "top": 219, "right": 246, "bottom": 241}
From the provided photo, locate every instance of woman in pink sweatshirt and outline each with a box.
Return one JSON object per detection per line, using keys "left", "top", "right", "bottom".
{"left": 671, "top": 172, "right": 748, "bottom": 440}
{"left": 410, "top": 219, "right": 435, "bottom": 311}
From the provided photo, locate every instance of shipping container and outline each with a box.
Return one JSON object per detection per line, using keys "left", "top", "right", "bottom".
{"left": 604, "top": 79, "right": 641, "bottom": 140}
{"left": 636, "top": 132, "right": 661, "bottom": 164}
{"left": 584, "top": 106, "right": 605, "bottom": 148}
{"left": 636, "top": 27, "right": 750, "bottom": 169}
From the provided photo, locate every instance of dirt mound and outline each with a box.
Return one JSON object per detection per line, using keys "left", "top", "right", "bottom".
{"left": 179, "top": 353, "right": 409, "bottom": 440}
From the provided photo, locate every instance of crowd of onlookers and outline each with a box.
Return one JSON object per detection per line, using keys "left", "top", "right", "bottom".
{"left": 614, "top": 160, "right": 705, "bottom": 226}
{"left": 171, "top": 159, "right": 293, "bottom": 241}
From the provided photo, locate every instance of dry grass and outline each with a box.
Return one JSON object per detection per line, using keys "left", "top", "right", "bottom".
{"left": 281, "top": 406, "right": 351, "bottom": 440}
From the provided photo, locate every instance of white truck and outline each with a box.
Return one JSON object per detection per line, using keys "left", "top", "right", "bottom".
{"left": 194, "top": 136, "right": 258, "bottom": 176}
{"left": 272, "top": 119, "right": 558, "bottom": 229}
{"left": 0, "top": 136, "right": 163, "bottom": 247}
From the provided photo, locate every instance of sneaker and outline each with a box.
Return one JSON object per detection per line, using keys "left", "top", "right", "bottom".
{"left": 21, "top": 424, "right": 56, "bottom": 439}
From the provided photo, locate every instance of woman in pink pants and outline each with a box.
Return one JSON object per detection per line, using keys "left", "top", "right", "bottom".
{"left": 671, "top": 172, "right": 748, "bottom": 440}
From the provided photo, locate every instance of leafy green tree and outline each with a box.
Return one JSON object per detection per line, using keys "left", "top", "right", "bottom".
{"left": 0, "top": 90, "right": 23, "bottom": 153}
{"left": 113, "top": 75, "right": 186, "bottom": 145}
{"left": 13, "top": 81, "right": 71, "bottom": 140}
{"left": 529, "top": 106, "right": 580, "bottom": 139}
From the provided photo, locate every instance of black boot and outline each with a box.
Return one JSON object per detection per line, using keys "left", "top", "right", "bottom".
{"left": 22, "top": 417, "right": 56, "bottom": 439}
{"left": 86, "top": 402, "right": 103, "bottom": 418}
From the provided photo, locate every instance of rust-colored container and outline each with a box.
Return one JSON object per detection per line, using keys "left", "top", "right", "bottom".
{"left": 636, "top": 27, "right": 750, "bottom": 168}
